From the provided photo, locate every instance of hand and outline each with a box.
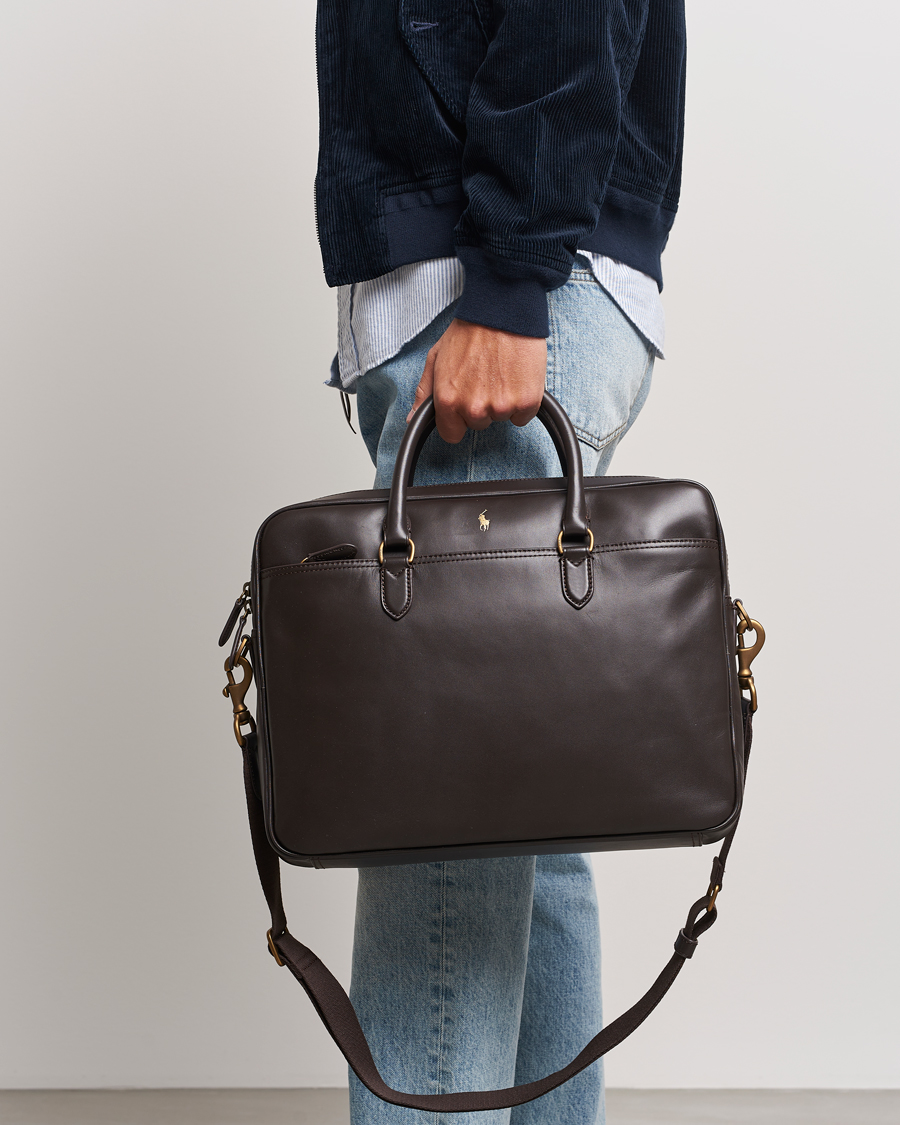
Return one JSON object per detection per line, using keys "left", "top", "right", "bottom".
{"left": 407, "top": 318, "right": 547, "bottom": 443}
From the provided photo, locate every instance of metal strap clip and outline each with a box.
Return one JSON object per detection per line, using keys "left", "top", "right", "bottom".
{"left": 734, "top": 599, "right": 765, "bottom": 712}
{"left": 266, "top": 929, "right": 285, "bottom": 967}
{"left": 223, "top": 635, "right": 256, "bottom": 747}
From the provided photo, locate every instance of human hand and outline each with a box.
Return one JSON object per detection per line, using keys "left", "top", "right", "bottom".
{"left": 406, "top": 318, "right": 547, "bottom": 443}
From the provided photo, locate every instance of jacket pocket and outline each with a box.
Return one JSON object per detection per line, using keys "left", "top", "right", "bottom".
{"left": 398, "top": 0, "right": 489, "bottom": 123}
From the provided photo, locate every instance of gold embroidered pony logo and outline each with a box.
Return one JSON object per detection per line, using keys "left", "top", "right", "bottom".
{"left": 478, "top": 510, "right": 490, "bottom": 532}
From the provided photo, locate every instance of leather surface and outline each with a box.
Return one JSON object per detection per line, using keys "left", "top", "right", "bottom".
{"left": 251, "top": 472, "right": 743, "bottom": 868}
{"left": 237, "top": 701, "right": 754, "bottom": 1110}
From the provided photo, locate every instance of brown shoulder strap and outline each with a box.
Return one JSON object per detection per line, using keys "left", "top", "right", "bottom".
{"left": 239, "top": 703, "right": 752, "bottom": 1113}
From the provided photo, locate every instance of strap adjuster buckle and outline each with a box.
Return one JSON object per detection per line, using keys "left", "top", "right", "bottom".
{"left": 267, "top": 928, "right": 285, "bottom": 967}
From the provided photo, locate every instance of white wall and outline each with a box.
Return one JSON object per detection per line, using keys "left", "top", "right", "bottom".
{"left": 1, "top": 0, "right": 897, "bottom": 1091}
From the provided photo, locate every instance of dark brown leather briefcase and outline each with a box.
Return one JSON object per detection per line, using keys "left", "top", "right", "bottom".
{"left": 219, "top": 393, "right": 764, "bottom": 1112}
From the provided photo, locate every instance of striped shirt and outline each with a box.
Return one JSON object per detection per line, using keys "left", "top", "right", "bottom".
{"left": 329, "top": 253, "right": 664, "bottom": 392}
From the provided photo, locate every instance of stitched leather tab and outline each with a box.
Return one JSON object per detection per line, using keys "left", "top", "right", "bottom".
{"left": 560, "top": 549, "right": 594, "bottom": 609}
{"left": 381, "top": 563, "right": 412, "bottom": 619}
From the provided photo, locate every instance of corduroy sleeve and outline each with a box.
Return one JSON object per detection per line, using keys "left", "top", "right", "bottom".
{"left": 453, "top": 0, "right": 648, "bottom": 337}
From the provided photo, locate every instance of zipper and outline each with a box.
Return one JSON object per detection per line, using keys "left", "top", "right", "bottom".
{"left": 313, "top": 3, "right": 322, "bottom": 247}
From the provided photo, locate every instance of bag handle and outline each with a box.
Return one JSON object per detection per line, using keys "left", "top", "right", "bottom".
{"left": 402, "top": 400, "right": 572, "bottom": 490}
{"left": 239, "top": 701, "right": 753, "bottom": 1112}
{"left": 382, "top": 393, "right": 592, "bottom": 561}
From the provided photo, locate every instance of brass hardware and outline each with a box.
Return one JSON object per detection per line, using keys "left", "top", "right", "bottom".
{"left": 478, "top": 510, "right": 490, "bottom": 532}
{"left": 378, "top": 537, "right": 415, "bottom": 564}
{"left": 706, "top": 883, "right": 721, "bottom": 912}
{"left": 223, "top": 635, "right": 257, "bottom": 747}
{"left": 734, "top": 599, "right": 765, "bottom": 712}
{"left": 266, "top": 928, "right": 285, "bottom": 967}
{"left": 557, "top": 528, "right": 594, "bottom": 555}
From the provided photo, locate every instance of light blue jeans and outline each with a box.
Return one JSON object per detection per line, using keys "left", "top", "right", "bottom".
{"left": 350, "top": 258, "right": 655, "bottom": 1125}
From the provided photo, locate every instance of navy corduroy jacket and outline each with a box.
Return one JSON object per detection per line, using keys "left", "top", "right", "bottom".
{"left": 315, "top": 0, "right": 685, "bottom": 337}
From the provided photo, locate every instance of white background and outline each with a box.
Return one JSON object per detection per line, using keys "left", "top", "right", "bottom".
{"left": 1, "top": 0, "right": 897, "bottom": 1091}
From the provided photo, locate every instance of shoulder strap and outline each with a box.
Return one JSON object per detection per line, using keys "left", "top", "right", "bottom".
{"left": 237, "top": 700, "right": 753, "bottom": 1113}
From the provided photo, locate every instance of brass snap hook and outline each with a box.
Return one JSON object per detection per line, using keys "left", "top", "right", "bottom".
{"left": 223, "top": 635, "right": 256, "bottom": 747}
{"left": 734, "top": 599, "right": 765, "bottom": 712}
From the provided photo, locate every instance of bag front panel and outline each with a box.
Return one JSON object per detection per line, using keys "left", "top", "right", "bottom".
{"left": 253, "top": 479, "right": 740, "bottom": 866}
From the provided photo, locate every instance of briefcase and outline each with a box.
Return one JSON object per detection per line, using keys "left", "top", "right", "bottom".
{"left": 219, "top": 393, "right": 764, "bottom": 1112}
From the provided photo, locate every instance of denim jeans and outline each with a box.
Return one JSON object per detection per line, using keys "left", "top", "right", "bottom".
{"left": 350, "top": 259, "right": 655, "bottom": 1125}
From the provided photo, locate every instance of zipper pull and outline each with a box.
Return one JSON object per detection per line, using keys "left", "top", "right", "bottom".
{"left": 219, "top": 582, "right": 251, "bottom": 648}
{"left": 301, "top": 543, "right": 358, "bottom": 563}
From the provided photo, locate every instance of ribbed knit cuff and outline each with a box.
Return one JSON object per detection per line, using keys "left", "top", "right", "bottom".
{"left": 454, "top": 245, "right": 564, "bottom": 338}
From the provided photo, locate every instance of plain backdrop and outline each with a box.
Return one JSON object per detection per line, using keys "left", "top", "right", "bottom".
{"left": 1, "top": 0, "right": 898, "bottom": 1091}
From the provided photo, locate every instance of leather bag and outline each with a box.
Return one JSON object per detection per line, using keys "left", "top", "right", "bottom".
{"left": 219, "top": 393, "right": 764, "bottom": 1112}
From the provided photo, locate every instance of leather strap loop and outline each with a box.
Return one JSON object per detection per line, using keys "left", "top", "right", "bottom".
{"left": 383, "top": 393, "right": 591, "bottom": 558}
{"left": 674, "top": 929, "right": 699, "bottom": 959}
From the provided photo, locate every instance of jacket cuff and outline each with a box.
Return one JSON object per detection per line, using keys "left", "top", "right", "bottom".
{"left": 454, "top": 245, "right": 564, "bottom": 338}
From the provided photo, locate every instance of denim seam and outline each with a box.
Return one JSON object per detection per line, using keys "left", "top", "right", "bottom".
{"left": 436, "top": 861, "right": 448, "bottom": 1113}
{"left": 638, "top": 346, "right": 654, "bottom": 396}
{"left": 577, "top": 418, "right": 628, "bottom": 452}
{"left": 547, "top": 290, "right": 560, "bottom": 398}
{"left": 575, "top": 347, "right": 655, "bottom": 451}
{"left": 466, "top": 429, "right": 477, "bottom": 484}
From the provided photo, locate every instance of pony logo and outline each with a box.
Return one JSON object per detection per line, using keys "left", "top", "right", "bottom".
{"left": 478, "top": 510, "right": 490, "bottom": 532}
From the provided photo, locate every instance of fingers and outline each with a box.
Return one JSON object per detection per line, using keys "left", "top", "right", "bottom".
{"left": 406, "top": 319, "right": 547, "bottom": 443}
{"left": 405, "top": 340, "right": 471, "bottom": 443}
{"left": 434, "top": 398, "right": 470, "bottom": 443}
{"left": 508, "top": 401, "right": 542, "bottom": 428}
{"left": 434, "top": 390, "right": 535, "bottom": 442}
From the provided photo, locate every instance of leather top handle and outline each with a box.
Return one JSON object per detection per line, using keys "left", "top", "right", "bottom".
{"left": 382, "top": 392, "right": 591, "bottom": 559}
{"left": 402, "top": 401, "right": 571, "bottom": 490}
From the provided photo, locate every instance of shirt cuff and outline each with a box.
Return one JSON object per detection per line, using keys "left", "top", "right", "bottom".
{"left": 454, "top": 245, "right": 565, "bottom": 338}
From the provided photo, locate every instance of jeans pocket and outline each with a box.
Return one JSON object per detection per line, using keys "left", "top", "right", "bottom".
{"left": 545, "top": 274, "right": 655, "bottom": 461}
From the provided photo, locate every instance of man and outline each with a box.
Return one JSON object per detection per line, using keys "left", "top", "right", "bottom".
{"left": 316, "top": 3, "right": 685, "bottom": 1121}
